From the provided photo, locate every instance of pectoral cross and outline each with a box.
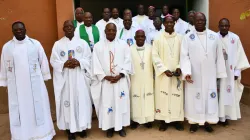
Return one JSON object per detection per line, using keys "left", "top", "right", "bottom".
{"left": 140, "top": 62, "right": 145, "bottom": 70}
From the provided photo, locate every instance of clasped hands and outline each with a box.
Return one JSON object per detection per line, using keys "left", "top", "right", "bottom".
{"left": 164, "top": 68, "right": 182, "bottom": 77}
{"left": 104, "top": 75, "right": 123, "bottom": 84}
{"left": 63, "top": 58, "right": 80, "bottom": 69}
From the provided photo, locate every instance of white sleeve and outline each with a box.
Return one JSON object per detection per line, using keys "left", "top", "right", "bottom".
{"left": 0, "top": 47, "right": 7, "bottom": 87}
{"left": 37, "top": 42, "right": 51, "bottom": 81}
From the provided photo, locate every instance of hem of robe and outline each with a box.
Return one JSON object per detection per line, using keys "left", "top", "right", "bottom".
{"left": 132, "top": 116, "right": 154, "bottom": 124}
{"left": 99, "top": 124, "right": 130, "bottom": 131}
{"left": 11, "top": 129, "right": 56, "bottom": 140}
{"left": 185, "top": 117, "right": 218, "bottom": 125}
{"left": 155, "top": 115, "right": 184, "bottom": 123}
{"left": 219, "top": 117, "right": 241, "bottom": 122}
{"left": 57, "top": 124, "right": 91, "bottom": 133}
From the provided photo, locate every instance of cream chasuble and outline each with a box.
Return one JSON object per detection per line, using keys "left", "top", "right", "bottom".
{"left": 130, "top": 43, "right": 154, "bottom": 124}
{"left": 180, "top": 29, "right": 227, "bottom": 125}
{"left": 152, "top": 32, "right": 184, "bottom": 123}
{"left": 217, "top": 32, "right": 250, "bottom": 122}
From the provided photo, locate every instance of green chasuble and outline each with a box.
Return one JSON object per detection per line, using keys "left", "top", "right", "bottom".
{"left": 79, "top": 24, "right": 100, "bottom": 46}
{"left": 73, "top": 20, "right": 77, "bottom": 28}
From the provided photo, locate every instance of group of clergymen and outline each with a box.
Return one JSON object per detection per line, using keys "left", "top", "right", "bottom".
{"left": 0, "top": 4, "right": 249, "bottom": 140}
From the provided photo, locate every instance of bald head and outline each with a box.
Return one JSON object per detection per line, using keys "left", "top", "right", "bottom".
{"left": 75, "top": 7, "right": 84, "bottom": 22}
{"left": 105, "top": 23, "right": 117, "bottom": 41}
{"left": 63, "top": 20, "right": 75, "bottom": 39}
{"left": 135, "top": 30, "right": 146, "bottom": 46}
{"left": 194, "top": 12, "right": 206, "bottom": 32}
{"left": 219, "top": 18, "right": 230, "bottom": 37}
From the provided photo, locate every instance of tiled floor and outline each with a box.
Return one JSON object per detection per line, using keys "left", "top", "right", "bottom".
{"left": 1, "top": 104, "right": 250, "bottom": 140}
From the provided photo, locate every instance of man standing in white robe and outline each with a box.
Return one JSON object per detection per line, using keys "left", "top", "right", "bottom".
{"left": 73, "top": 7, "right": 84, "bottom": 38}
{"left": 0, "top": 21, "right": 55, "bottom": 140}
{"left": 123, "top": 9, "right": 139, "bottom": 29}
{"left": 217, "top": 18, "right": 250, "bottom": 126}
{"left": 110, "top": 8, "right": 124, "bottom": 31}
{"left": 91, "top": 23, "right": 132, "bottom": 138}
{"left": 173, "top": 8, "right": 188, "bottom": 35}
{"left": 130, "top": 30, "right": 154, "bottom": 129}
{"left": 96, "top": 8, "right": 111, "bottom": 40}
{"left": 180, "top": 12, "right": 227, "bottom": 133}
{"left": 186, "top": 11, "right": 196, "bottom": 34}
{"left": 50, "top": 20, "right": 92, "bottom": 140}
{"left": 147, "top": 17, "right": 164, "bottom": 45}
{"left": 132, "top": 4, "right": 148, "bottom": 32}
{"left": 119, "top": 15, "right": 138, "bottom": 46}
{"left": 152, "top": 15, "right": 184, "bottom": 131}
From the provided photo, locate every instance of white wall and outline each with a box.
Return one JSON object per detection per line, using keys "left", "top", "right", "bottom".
{"left": 193, "top": 0, "right": 209, "bottom": 27}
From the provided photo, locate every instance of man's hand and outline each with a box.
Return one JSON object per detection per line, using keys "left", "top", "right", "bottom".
{"left": 63, "top": 60, "right": 74, "bottom": 69}
{"left": 173, "top": 68, "right": 182, "bottom": 77}
{"left": 104, "top": 76, "right": 115, "bottom": 82}
{"left": 164, "top": 70, "right": 173, "bottom": 77}
{"left": 71, "top": 58, "right": 80, "bottom": 68}
{"left": 185, "top": 75, "right": 193, "bottom": 83}
{"left": 235, "top": 76, "right": 238, "bottom": 80}
{"left": 111, "top": 75, "right": 122, "bottom": 83}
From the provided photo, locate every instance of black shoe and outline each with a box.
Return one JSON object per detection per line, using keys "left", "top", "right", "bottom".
{"left": 219, "top": 120, "right": 229, "bottom": 127}
{"left": 204, "top": 122, "right": 214, "bottom": 133}
{"left": 79, "top": 130, "right": 87, "bottom": 138}
{"left": 189, "top": 124, "right": 199, "bottom": 133}
{"left": 119, "top": 129, "right": 126, "bottom": 137}
{"left": 131, "top": 121, "right": 139, "bottom": 130}
{"left": 68, "top": 132, "right": 76, "bottom": 140}
{"left": 174, "top": 122, "right": 184, "bottom": 131}
{"left": 144, "top": 122, "right": 153, "bottom": 129}
{"left": 159, "top": 121, "right": 168, "bottom": 131}
{"left": 106, "top": 128, "right": 114, "bottom": 138}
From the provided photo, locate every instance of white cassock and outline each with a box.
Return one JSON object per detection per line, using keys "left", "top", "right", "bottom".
{"left": 119, "top": 25, "right": 138, "bottom": 47}
{"left": 144, "top": 18, "right": 165, "bottom": 36}
{"left": 152, "top": 32, "right": 184, "bottom": 123}
{"left": 180, "top": 29, "right": 227, "bottom": 125}
{"left": 91, "top": 39, "right": 133, "bottom": 131}
{"left": 110, "top": 17, "right": 124, "bottom": 31}
{"left": 74, "top": 21, "right": 84, "bottom": 39}
{"left": 132, "top": 15, "right": 148, "bottom": 31}
{"left": 174, "top": 18, "right": 188, "bottom": 35}
{"left": 0, "top": 36, "right": 55, "bottom": 140}
{"left": 130, "top": 43, "right": 154, "bottom": 124}
{"left": 147, "top": 28, "right": 164, "bottom": 45}
{"left": 96, "top": 19, "right": 109, "bottom": 40}
{"left": 50, "top": 36, "right": 92, "bottom": 133}
{"left": 217, "top": 32, "right": 250, "bottom": 122}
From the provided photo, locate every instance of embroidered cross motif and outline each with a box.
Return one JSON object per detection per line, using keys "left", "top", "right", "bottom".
{"left": 120, "top": 91, "right": 125, "bottom": 99}
{"left": 107, "top": 107, "right": 113, "bottom": 114}
{"left": 7, "top": 60, "right": 12, "bottom": 72}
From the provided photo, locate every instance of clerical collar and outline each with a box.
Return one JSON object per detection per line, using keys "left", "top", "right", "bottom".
{"left": 136, "top": 45, "right": 145, "bottom": 51}
{"left": 196, "top": 30, "right": 207, "bottom": 35}
{"left": 138, "top": 15, "right": 146, "bottom": 17}
{"left": 13, "top": 35, "right": 29, "bottom": 44}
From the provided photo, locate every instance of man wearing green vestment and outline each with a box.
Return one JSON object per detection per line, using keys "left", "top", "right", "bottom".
{"left": 79, "top": 12, "right": 100, "bottom": 51}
